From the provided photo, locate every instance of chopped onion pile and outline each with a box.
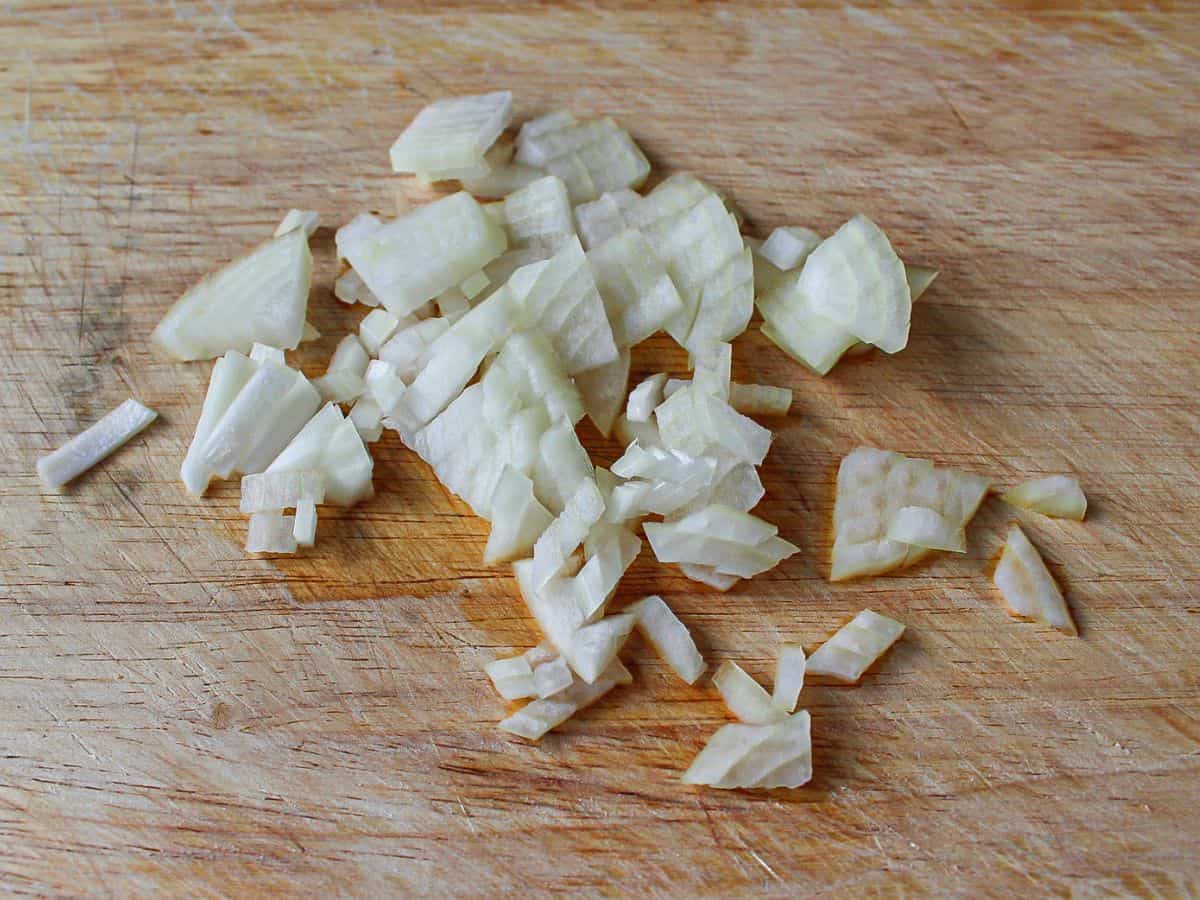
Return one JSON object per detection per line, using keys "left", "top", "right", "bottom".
{"left": 831, "top": 446, "right": 990, "bottom": 581}
{"left": 806, "top": 609, "right": 905, "bottom": 683}
{"left": 120, "top": 90, "right": 1093, "bottom": 789}
{"left": 1001, "top": 475, "right": 1087, "bottom": 521}
{"left": 994, "top": 524, "right": 1077, "bottom": 634}
{"left": 37, "top": 398, "right": 158, "bottom": 490}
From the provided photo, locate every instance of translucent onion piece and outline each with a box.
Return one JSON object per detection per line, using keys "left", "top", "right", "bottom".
{"left": 629, "top": 595, "right": 705, "bottom": 684}
{"left": 239, "top": 468, "right": 324, "bottom": 514}
{"left": 533, "top": 654, "right": 574, "bottom": 698}
{"left": 518, "top": 236, "right": 619, "bottom": 374}
{"left": 266, "top": 403, "right": 374, "bottom": 507}
{"left": 335, "top": 213, "right": 382, "bottom": 264}
{"left": 459, "top": 271, "right": 490, "bottom": 299}
{"left": 328, "top": 334, "right": 370, "bottom": 377}
{"left": 574, "top": 349, "right": 630, "bottom": 438}
{"left": 333, "top": 268, "right": 381, "bottom": 307}
{"left": 728, "top": 382, "right": 792, "bottom": 417}
{"left": 462, "top": 162, "right": 545, "bottom": 199}
{"left": 757, "top": 274, "right": 858, "bottom": 376}
{"left": 486, "top": 654, "right": 535, "bottom": 701}
{"left": 389, "top": 91, "right": 512, "bottom": 180}
{"left": 995, "top": 524, "right": 1077, "bottom": 634}
{"left": 574, "top": 189, "right": 642, "bottom": 250}
{"left": 686, "top": 247, "right": 754, "bottom": 351}
{"left": 645, "top": 505, "right": 798, "bottom": 579}
{"left": 1001, "top": 475, "right": 1087, "bottom": 521}
{"left": 771, "top": 644, "right": 807, "bottom": 713}
{"left": 301, "top": 321, "right": 321, "bottom": 342}
{"left": 152, "top": 228, "right": 312, "bottom": 360}
{"left": 358, "top": 309, "right": 405, "bottom": 356}
{"left": 587, "top": 229, "right": 685, "bottom": 349}
{"left": 349, "top": 397, "right": 383, "bottom": 443}
{"left": 887, "top": 505, "right": 965, "bottom": 553}
{"left": 799, "top": 215, "right": 911, "bottom": 353}
{"left": 683, "top": 711, "right": 812, "bottom": 790}
{"left": 906, "top": 265, "right": 939, "bottom": 303}
{"left": 626, "top": 373, "right": 667, "bottom": 423}
{"left": 655, "top": 383, "right": 772, "bottom": 467}
{"left": 293, "top": 499, "right": 317, "bottom": 547}
{"left": 488, "top": 330, "right": 584, "bottom": 426}
{"left": 515, "top": 113, "right": 650, "bottom": 204}
{"left": 249, "top": 342, "right": 285, "bottom": 366}
{"left": 378, "top": 317, "right": 450, "bottom": 382}
{"left": 613, "top": 413, "right": 662, "bottom": 451}
{"left": 532, "top": 418, "right": 594, "bottom": 515}
{"left": 312, "top": 371, "right": 365, "bottom": 404}
{"left": 760, "top": 226, "right": 821, "bottom": 271}
{"left": 807, "top": 609, "right": 905, "bottom": 683}
{"left": 363, "top": 360, "right": 407, "bottom": 415}
{"left": 435, "top": 288, "right": 471, "bottom": 323}
{"left": 611, "top": 442, "right": 717, "bottom": 487}
{"left": 713, "top": 661, "right": 787, "bottom": 724}
{"left": 182, "top": 351, "right": 256, "bottom": 495}
{"left": 831, "top": 446, "right": 989, "bottom": 581}
{"left": 189, "top": 362, "right": 322, "bottom": 494}
{"left": 575, "top": 523, "right": 642, "bottom": 623}
{"left": 625, "top": 173, "right": 709, "bottom": 230}
{"left": 503, "top": 175, "right": 576, "bottom": 252}
{"left": 691, "top": 341, "right": 733, "bottom": 402}
{"left": 532, "top": 478, "right": 606, "bottom": 588}
{"left": 344, "top": 191, "right": 507, "bottom": 316}
{"left": 37, "top": 398, "right": 157, "bottom": 490}
{"left": 274, "top": 208, "right": 320, "bottom": 238}
{"left": 485, "top": 466, "right": 554, "bottom": 564}
{"left": 498, "top": 658, "right": 632, "bottom": 740}
{"left": 245, "top": 511, "right": 297, "bottom": 554}
{"left": 678, "top": 563, "right": 741, "bottom": 592}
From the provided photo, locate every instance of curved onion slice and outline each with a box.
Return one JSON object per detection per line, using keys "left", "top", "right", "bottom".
{"left": 485, "top": 466, "right": 554, "bottom": 564}
{"left": 678, "top": 563, "right": 740, "bottom": 592}
{"left": 728, "top": 383, "right": 792, "bottom": 417}
{"left": 575, "top": 524, "right": 641, "bottom": 622}
{"left": 683, "top": 711, "right": 811, "bottom": 789}
{"left": 799, "top": 215, "right": 910, "bottom": 353}
{"left": 831, "top": 447, "right": 989, "bottom": 581}
{"left": 515, "top": 113, "right": 650, "bottom": 204}
{"left": 532, "top": 478, "right": 605, "bottom": 588}
{"left": 645, "top": 505, "right": 798, "bottom": 580}
{"left": 994, "top": 524, "right": 1077, "bottom": 634}
{"left": 389, "top": 91, "right": 512, "bottom": 181}
{"left": 574, "top": 348, "right": 629, "bottom": 438}
{"left": 626, "top": 373, "right": 668, "bottom": 423}
{"left": 38, "top": 398, "right": 157, "bottom": 490}
{"left": 759, "top": 226, "right": 821, "bottom": 271}
{"left": 806, "top": 609, "right": 905, "bottom": 683}
{"left": 499, "top": 658, "right": 632, "bottom": 740}
{"left": 181, "top": 351, "right": 255, "bottom": 494}
{"left": 771, "top": 644, "right": 807, "bottom": 713}
{"left": 588, "top": 229, "right": 685, "bottom": 348}
{"left": 503, "top": 175, "right": 576, "bottom": 252}
{"left": 1001, "top": 475, "right": 1087, "bottom": 521}
{"left": 153, "top": 228, "right": 312, "bottom": 360}
{"left": 532, "top": 418, "right": 594, "bottom": 515}
{"left": 713, "top": 661, "right": 787, "bottom": 724}
{"left": 628, "top": 595, "right": 706, "bottom": 684}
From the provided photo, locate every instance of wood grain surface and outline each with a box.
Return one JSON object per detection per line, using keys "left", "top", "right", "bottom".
{"left": 2, "top": 2, "right": 1198, "bottom": 896}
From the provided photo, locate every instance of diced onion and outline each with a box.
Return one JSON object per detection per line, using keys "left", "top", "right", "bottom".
{"left": 806, "top": 609, "right": 905, "bottom": 683}
{"left": 682, "top": 711, "right": 811, "bottom": 789}
{"left": 625, "top": 373, "right": 668, "bottom": 423}
{"left": 771, "top": 644, "right": 806, "bottom": 713}
{"left": 389, "top": 91, "right": 512, "bottom": 181}
{"left": 629, "top": 595, "right": 706, "bottom": 684}
{"left": 293, "top": 499, "right": 318, "bottom": 547}
{"left": 37, "top": 398, "right": 158, "bottom": 490}
{"left": 274, "top": 209, "right": 320, "bottom": 238}
{"left": 1001, "top": 475, "right": 1087, "bottom": 521}
{"left": 712, "top": 660, "right": 787, "bottom": 724}
{"left": 994, "top": 524, "right": 1077, "bottom": 634}
{"left": 498, "top": 658, "right": 631, "bottom": 740}
{"left": 239, "top": 468, "right": 324, "bottom": 514}
{"left": 245, "top": 510, "right": 297, "bottom": 554}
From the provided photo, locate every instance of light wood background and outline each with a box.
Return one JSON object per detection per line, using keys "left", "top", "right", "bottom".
{"left": 2, "top": 2, "right": 1198, "bottom": 895}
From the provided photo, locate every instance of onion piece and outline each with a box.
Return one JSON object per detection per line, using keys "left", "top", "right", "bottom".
{"left": 799, "top": 215, "right": 911, "bottom": 353}
{"left": 245, "top": 510, "right": 297, "bottom": 554}
{"left": 628, "top": 595, "right": 706, "bottom": 684}
{"left": 503, "top": 174, "right": 576, "bottom": 252}
{"left": 686, "top": 246, "right": 754, "bottom": 351}
{"left": 886, "top": 505, "right": 965, "bottom": 553}
{"left": 574, "top": 349, "right": 630, "bottom": 438}
{"left": 274, "top": 209, "right": 319, "bottom": 238}
{"left": 293, "top": 499, "right": 318, "bottom": 547}
{"left": 389, "top": 91, "right": 512, "bottom": 181}
{"left": 488, "top": 330, "right": 584, "bottom": 425}
{"left": 358, "top": 309, "right": 406, "bottom": 356}
{"left": 462, "top": 162, "right": 545, "bottom": 199}
{"left": 831, "top": 447, "right": 989, "bottom": 581}
{"left": 771, "top": 644, "right": 807, "bottom": 713}
{"left": 181, "top": 351, "right": 256, "bottom": 495}
{"left": 249, "top": 342, "right": 285, "bottom": 366}
{"left": 335, "top": 213, "right": 382, "bottom": 264}
{"left": 644, "top": 505, "right": 798, "bottom": 580}
{"left": 713, "top": 660, "right": 788, "bottom": 724}
{"left": 459, "top": 271, "right": 490, "bottom": 299}
{"left": 348, "top": 397, "right": 383, "bottom": 443}
{"left": 655, "top": 381, "right": 772, "bottom": 466}
{"left": 683, "top": 711, "right": 812, "bottom": 790}
{"left": 759, "top": 226, "right": 821, "bottom": 271}
{"left": 531, "top": 418, "right": 594, "bottom": 515}
{"left": 362, "top": 360, "right": 407, "bottom": 415}
{"left": 625, "top": 373, "right": 667, "bottom": 423}
{"left": 266, "top": 403, "right": 374, "bottom": 507}
{"left": 517, "top": 236, "right": 619, "bottom": 374}
{"left": 532, "top": 478, "right": 606, "bottom": 588}
{"left": 333, "top": 268, "right": 381, "bottom": 307}
{"left": 678, "top": 563, "right": 740, "bottom": 592}
{"left": 301, "top": 321, "right": 321, "bottom": 343}
{"left": 994, "top": 524, "right": 1077, "bottom": 634}
{"left": 435, "top": 288, "right": 471, "bottom": 323}
{"left": 378, "top": 317, "right": 450, "bottom": 382}
{"left": 806, "top": 609, "right": 905, "bottom": 683}
{"left": 239, "top": 468, "right": 324, "bottom": 514}
{"left": 328, "top": 334, "right": 370, "bottom": 376}
{"left": 1001, "top": 475, "right": 1087, "bottom": 521}
{"left": 574, "top": 189, "right": 642, "bottom": 250}
{"left": 498, "top": 657, "right": 632, "bottom": 740}
{"left": 484, "top": 466, "right": 554, "bottom": 564}
{"left": 514, "top": 113, "right": 650, "bottom": 204}
{"left": 312, "top": 371, "right": 365, "bottom": 405}
{"left": 613, "top": 413, "right": 662, "bottom": 450}
{"left": 728, "top": 383, "right": 792, "bottom": 417}
{"left": 575, "top": 523, "right": 642, "bottom": 623}
{"left": 152, "top": 228, "right": 312, "bottom": 360}
{"left": 486, "top": 654, "right": 535, "bottom": 701}
{"left": 37, "top": 398, "right": 158, "bottom": 490}
{"left": 343, "top": 191, "right": 507, "bottom": 317}
{"left": 587, "top": 229, "right": 685, "bottom": 349}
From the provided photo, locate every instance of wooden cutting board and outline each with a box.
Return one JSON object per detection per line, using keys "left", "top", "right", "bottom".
{"left": 2, "top": 2, "right": 1197, "bottom": 895}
